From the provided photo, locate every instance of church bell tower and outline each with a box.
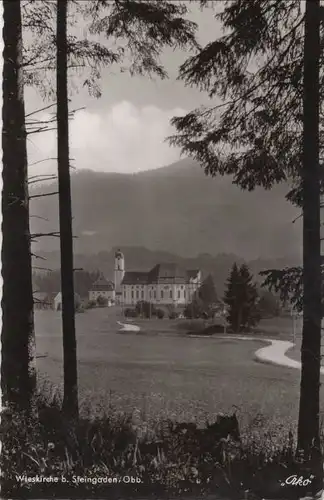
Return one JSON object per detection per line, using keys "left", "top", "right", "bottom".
{"left": 114, "top": 249, "right": 125, "bottom": 304}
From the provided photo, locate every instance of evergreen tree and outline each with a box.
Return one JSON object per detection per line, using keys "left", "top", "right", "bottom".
{"left": 169, "top": 0, "right": 323, "bottom": 469}
{"left": 223, "top": 263, "right": 241, "bottom": 332}
{"left": 198, "top": 274, "right": 218, "bottom": 306}
{"left": 2, "top": 0, "right": 36, "bottom": 413}
{"left": 224, "top": 263, "right": 259, "bottom": 333}
{"left": 239, "top": 264, "right": 260, "bottom": 330}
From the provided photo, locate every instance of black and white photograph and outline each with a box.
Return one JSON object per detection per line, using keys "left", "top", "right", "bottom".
{"left": 1, "top": 0, "right": 324, "bottom": 498}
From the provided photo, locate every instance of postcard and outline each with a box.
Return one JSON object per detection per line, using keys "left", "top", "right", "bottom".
{"left": 1, "top": 0, "right": 323, "bottom": 499}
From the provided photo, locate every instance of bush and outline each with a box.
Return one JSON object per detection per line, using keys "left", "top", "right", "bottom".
{"left": 156, "top": 309, "right": 165, "bottom": 319}
{"left": 96, "top": 295, "right": 108, "bottom": 307}
{"left": 135, "top": 301, "right": 156, "bottom": 318}
{"left": 169, "top": 311, "right": 179, "bottom": 319}
{"left": 184, "top": 299, "right": 213, "bottom": 319}
{"left": 124, "top": 308, "right": 138, "bottom": 318}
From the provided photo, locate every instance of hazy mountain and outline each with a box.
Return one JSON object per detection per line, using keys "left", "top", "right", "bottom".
{"left": 30, "top": 158, "right": 301, "bottom": 261}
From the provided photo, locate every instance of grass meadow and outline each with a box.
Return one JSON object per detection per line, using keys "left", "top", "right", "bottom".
{"left": 35, "top": 308, "right": 312, "bottom": 436}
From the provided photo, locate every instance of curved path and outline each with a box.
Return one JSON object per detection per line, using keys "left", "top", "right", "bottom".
{"left": 118, "top": 321, "right": 323, "bottom": 373}
{"left": 117, "top": 321, "right": 141, "bottom": 332}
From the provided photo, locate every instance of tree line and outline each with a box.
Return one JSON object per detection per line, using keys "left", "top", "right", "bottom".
{"left": 2, "top": 0, "right": 323, "bottom": 489}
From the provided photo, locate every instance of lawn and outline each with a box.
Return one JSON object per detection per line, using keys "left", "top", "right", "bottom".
{"left": 35, "top": 308, "right": 317, "bottom": 436}
{"left": 286, "top": 338, "right": 324, "bottom": 366}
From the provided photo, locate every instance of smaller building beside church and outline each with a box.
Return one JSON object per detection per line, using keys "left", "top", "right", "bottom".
{"left": 54, "top": 292, "right": 81, "bottom": 311}
{"left": 89, "top": 276, "right": 115, "bottom": 303}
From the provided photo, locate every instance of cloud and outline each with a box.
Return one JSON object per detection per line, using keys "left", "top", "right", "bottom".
{"left": 27, "top": 101, "right": 186, "bottom": 176}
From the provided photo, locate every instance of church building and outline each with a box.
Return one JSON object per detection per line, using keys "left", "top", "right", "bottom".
{"left": 113, "top": 249, "right": 201, "bottom": 306}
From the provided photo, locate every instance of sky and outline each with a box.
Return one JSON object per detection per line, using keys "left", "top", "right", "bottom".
{"left": 25, "top": 1, "right": 224, "bottom": 176}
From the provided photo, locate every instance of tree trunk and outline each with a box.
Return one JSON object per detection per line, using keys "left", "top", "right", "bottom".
{"left": 1, "top": 0, "right": 36, "bottom": 413}
{"left": 56, "top": 0, "right": 78, "bottom": 419}
{"left": 297, "top": 0, "right": 322, "bottom": 482}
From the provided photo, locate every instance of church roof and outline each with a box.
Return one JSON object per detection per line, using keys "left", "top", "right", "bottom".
{"left": 121, "top": 264, "right": 201, "bottom": 286}
{"left": 122, "top": 271, "right": 149, "bottom": 285}
{"left": 91, "top": 278, "right": 115, "bottom": 291}
{"left": 148, "top": 263, "right": 187, "bottom": 283}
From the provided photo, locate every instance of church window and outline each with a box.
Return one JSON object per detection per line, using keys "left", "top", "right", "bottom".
{"left": 161, "top": 290, "right": 164, "bottom": 299}
{"left": 170, "top": 290, "right": 172, "bottom": 299}
{"left": 136, "top": 290, "right": 139, "bottom": 299}
{"left": 178, "top": 290, "right": 180, "bottom": 299}
{"left": 131, "top": 291, "right": 134, "bottom": 299}
{"left": 141, "top": 290, "right": 144, "bottom": 299}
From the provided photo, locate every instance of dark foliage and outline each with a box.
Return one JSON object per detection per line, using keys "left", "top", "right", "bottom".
{"left": 0, "top": 396, "right": 320, "bottom": 500}
{"left": 224, "top": 263, "right": 260, "bottom": 333}
{"left": 156, "top": 309, "right": 165, "bottom": 319}
{"left": 135, "top": 300, "right": 156, "bottom": 319}
{"left": 198, "top": 274, "right": 218, "bottom": 305}
{"left": 124, "top": 308, "right": 139, "bottom": 318}
{"left": 96, "top": 294, "right": 108, "bottom": 307}
{"left": 22, "top": 0, "right": 198, "bottom": 99}
{"left": 168, "top": 1, "right": 313, "bottom": 204}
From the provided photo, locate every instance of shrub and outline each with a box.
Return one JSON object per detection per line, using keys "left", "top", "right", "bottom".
{"left": 135, "top": 301, "right": 156, "bottom": 318}
{"left": 124, "top": 308, "right": 138, "bottom": 318}
{"left": 156, "top": 309, "right": 165, "bottom": 319}
{"left": 169, "top": 311, "right": 179, "bottom": 319}
{"left": 96, "top": 295, "right": 108, "bottom": 307}
{"left": 87, "top": 299, "right": 97, "bottom": 309}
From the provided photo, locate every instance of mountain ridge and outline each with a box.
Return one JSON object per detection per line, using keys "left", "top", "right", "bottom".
{"left": 30, "top": 157, "right": 301, "bottom": 261}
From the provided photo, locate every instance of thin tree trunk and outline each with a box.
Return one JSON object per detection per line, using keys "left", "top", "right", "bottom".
{"left": 56, "top": 0, "right": 78, "bottom": 419}
{"left": 1, "top": 0, "right": 36, "bottom": 413}
{"left": 297, "top": 0, "right": 322, "bottom": 480}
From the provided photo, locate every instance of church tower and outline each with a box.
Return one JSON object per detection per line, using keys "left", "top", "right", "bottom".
{"left": 114, "top": 249, "right": 125, "bottom": 303}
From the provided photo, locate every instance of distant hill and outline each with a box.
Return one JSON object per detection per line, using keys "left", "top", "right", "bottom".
{"left": 30, "top": 157, "right": 302, "bottom": 261}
